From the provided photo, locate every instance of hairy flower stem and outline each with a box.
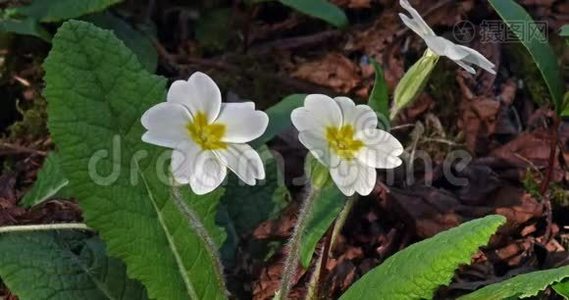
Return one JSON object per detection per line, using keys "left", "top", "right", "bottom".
{"left": 277, "top": 187, "right": 319, "bottom": 300}
{"left": 170, "top": 186, "right": 228, "bottom": 297}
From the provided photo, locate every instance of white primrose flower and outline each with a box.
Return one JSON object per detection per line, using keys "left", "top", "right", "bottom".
{"left": 291, "top": 95, "right": 404, "bottom": 196}
{"left": 399, "top": 0, "right": 496, "bottom": 75}
{"left": 141, "top": 72, "right": 269, "bottom": 195}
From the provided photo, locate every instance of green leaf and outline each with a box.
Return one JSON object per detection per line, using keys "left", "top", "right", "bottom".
{"left": 340, "top": 215, "right": 506, "bottom": 300}
{"left": 218, "top": 147, "right": 289, "bottom": 265}
{"left": 220, "top": 147, "right": 288, "bottom": 236}
{"left": 279, "top": 0, "right": 348, "bottom": 28}
{"left": 298, "top": 156, "right": 345, "bottom": 268}
{"left": 195, "top": 8, "right": 231, "bottom": 51}
{"left": 489, "top": 0, "right": 564, "bottom": 114}
{"left": 562, "top": 92, "right": 569, "bottom": 118}
{"left": 553, "top": 279, "right": 569, "bottom": 298}
{"left": 83, "top": 13, "right": 158, "bottom": 72}
{"left": 45, "top": 20, "right": 227, "bottom": 300}
{"left": 367, "top": 59, "right": 390, "bottom": 130}
{"left": 0, "top": 17, "right": 51, "bottom": 41}
{"left": 0, "top": 231, "right": 148, "bottom": 300}
{"left": 392, "top": 49, "right": 439, "bottom": 120}
{"left": 460, "top": 265, "right": 569, "bottom": 300}
{"left": 15, "top": 0, "right": 122, "bottom": 23}
{"left": 20, "top": 152, "right": 71, "bottom": 207}
{"left": 253, "top": 94, "right": 306, "bottom": 147}
{"left": 560, "top": 24, "right": 569, "bottom": 37}
{"left": 299, "top": 180, "right": 344, "bottom": 268}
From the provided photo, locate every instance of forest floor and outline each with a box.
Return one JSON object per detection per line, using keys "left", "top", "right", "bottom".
{"left": 1, "top": 0, "right": 569, "bottom": 299}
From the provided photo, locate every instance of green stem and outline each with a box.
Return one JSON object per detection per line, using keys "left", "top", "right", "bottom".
{"left": 305, "top": 195, "right": 357, "bottom": 300}
{"left": 330, "top": 195, "right": 357, "bottom": 246}
{"left": 305, "top": 248, "right": 324, "bottom": 300}
{"left": 0, "top": 223, "right": 91, "bottom": 233}
{"left": 277, "top": 187, "right": 319, "bottom": 300}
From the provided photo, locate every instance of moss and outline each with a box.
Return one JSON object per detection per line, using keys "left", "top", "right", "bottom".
{"left": 522, "top": 169, "right": 542, "bottom": 199}
{"left": 7, "top": 95, "right": 48, "bottom": 140}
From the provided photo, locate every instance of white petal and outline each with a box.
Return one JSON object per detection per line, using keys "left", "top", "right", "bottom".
{"left": 298, "top": 130, "right": 340, "bottom": 168}
{"left": 291, "top": 94, "right": 342, "bottom": 135}
{"left": 141, "top": 102, "right": 191, "bottom": 148}
{"left": 167, "top": 72, "right": 222, "bottom": 123}
{"left": 334, "top": 97, "right": 378, "bottom": 131}
{"left": 356, "top": 128, "right": 404, "bottom": 169}
{"left": 214, "top": 143, "right": 265, "bottom": 185}
{"left": 453, "top": 59, "right": 477, "bottom": 75}
{"left": 189, "top": 150, "right": 227, "bottom": 195}
{"left": 454, "top": 45, "right": 496, "bottom": 75}
{"left": 399, "top": 0, "right": 435, "bottom": 37}
{"left": 215, "top": 102, "right": 269, "bottom": 143}
{"left": 330, "top": 160, "right": 376, "bottom": 196}
{"left": 170, "top": 140, "right": 200, "bottom": 184}
{"left": 423, "top": 35, "right": 469, "bottom": 60}
{"left": 354, "top": 164, "right": 376, "bottom": 196}
{"left": 399, "top": 13, "right": 427, "bottom": 39}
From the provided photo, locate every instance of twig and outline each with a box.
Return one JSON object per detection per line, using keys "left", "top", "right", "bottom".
{"left": 151, "top": 38, "right": 336, "bottom": 95}
{"left": 0, "top": 223, "right": 92, "bottom": 233}
{"left": 541, "top": 116, "right": 560, "bottom": 243}
{"left": 249, "top": 30, "right": 341, "bottom": 56}
{"left": 390, "top": 123, "right": 416, "bottom": 132}
{"left": 0, "top": 142, "right": 47, "bottom": 156}
{"left": 540, "top": 117, "right": 560, "bottom": 195}
{"left": 144, "top": 0, "right": 156, "bottom": 23}
{"left": 421, "top": 137, "right": 461, "bottom": 147}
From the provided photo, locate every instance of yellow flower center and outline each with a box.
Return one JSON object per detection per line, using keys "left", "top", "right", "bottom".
{"left": 326, "top": 125, "right": 364, "bottom": 160}
{"left": 186, "top": 112, "right": 227, "bottom": 150}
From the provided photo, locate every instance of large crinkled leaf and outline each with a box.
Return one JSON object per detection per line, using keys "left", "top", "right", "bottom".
{"left": 489, "top": 0, "right": 564, "bottom": 114}
{"left": 15, "top": 0, "right": 122, "bottom": 23}
{"left": 460, "top": 265, "right": 569, "bottom": 300}
{"left": 0, "top": 231, "right": 148, "bottom": 300}
{"left": 45, "top": 20, "right": 227, "bottom": 300}
{"left": 340, "top": 215, "right": 506, "bottom": 300}
{"left": 20, "top": 152, "right": 71, "bottom": 207}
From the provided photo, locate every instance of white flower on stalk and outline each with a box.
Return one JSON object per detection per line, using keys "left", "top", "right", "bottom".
{"left": 141, "top": 72, "right": 269, "bottom": 195}
{"left": 291, "top": 95, "right": 403, "bottom": 196}
{"left": 399, "top": 0, "right": 496, "bottom": 75}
